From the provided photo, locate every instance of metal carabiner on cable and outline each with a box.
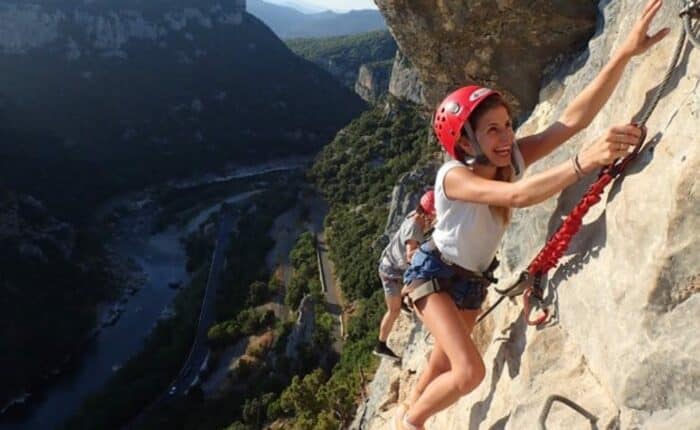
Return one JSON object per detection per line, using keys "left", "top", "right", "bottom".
{"left": 494, "top": 271, "right": 532, "bottom": 297}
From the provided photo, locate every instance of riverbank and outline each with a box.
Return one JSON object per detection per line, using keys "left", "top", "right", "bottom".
{"left": 0, "top": 160, "right": 307, "bottom": 430}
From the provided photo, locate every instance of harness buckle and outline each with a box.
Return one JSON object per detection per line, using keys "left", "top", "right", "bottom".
{"left": 404, "top": 278, "right": 442, "bottom": 306}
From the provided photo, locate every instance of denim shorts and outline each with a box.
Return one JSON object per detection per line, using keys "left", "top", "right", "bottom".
{"left": 403, "top": 245, "right": 487, "bottom": 310}
{"left": 378, "top": 259, "right": 403, "bottom": 297}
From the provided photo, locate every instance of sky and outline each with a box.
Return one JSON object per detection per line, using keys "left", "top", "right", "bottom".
{"left": 313, "top": 0, "right": 378, "bottom": 11}
{"left": 266, "top": 0, "right": 378, "bottom": 13}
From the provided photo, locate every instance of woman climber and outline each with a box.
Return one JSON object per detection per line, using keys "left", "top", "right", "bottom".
{"left": 395, "top": 1, "right": 669, "bottom": 428}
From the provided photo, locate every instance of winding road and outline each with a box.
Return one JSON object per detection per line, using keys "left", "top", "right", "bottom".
{"left": 315, "top": 232, "right": 344, "bottom": 352}
{"left": 125, "top": 209, "right": 234, "bottom": 428}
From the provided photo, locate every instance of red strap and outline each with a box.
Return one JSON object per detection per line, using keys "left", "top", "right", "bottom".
{"left": 522, "top": 125, "right": 646, "bottom": 326}
{"left": 527, "top": 124, "right": 646, "bottom": 277}
{"left": 526, "top": 172, "right": 613, "bottom": 275}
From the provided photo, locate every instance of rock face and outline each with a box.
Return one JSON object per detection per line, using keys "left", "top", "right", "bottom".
{"left": 383, "top": 160, "right": 440, "bottom": 238}
{"left": 388, "top": 50, "right": 425, "bottom": 105}
{"left": 355, "top": 60, "right": 393, "bottom": 103}
{"left": 357, "top": 1, "right": 700, "bottom": 429}
{"left": 285, "top": 294, "right": 316, "bottom": 361}
{"left": 374, "top": 0, "right": 597, "bottom": 112}
{"left": 371, "top": 159, "right": 440, "bottom": 253}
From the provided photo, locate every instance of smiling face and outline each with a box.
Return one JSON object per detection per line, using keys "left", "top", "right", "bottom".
{"left": 457, "top": 101, "right": 515, "bottom": 168}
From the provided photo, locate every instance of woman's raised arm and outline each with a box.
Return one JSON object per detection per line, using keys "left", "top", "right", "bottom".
{"left": 518, "top": 0, "right": 669, "bottom": 167}
{"left": 445, "top": 124, "right": 642, "bottom": 208}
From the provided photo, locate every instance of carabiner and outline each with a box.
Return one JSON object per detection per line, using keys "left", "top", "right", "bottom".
{"left": 494, "top": 271, "right": 532, "bottom": 297}
{"left": 523, "top": 287, "right": 551, "bottom": 326}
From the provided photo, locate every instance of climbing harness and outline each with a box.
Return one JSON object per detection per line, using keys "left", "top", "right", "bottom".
{"left": 403, "top": 240, "right": 498, "bottom": 307}
{"left": 478, "top": 0, "right": 700, "bottom": 327}
{"left": 538, "top": 394, "right": 598, "bottom": 430}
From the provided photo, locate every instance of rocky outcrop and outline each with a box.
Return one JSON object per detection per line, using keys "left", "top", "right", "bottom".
{"left": 285, "top": 294, "right": 316, "bottom": 361}
{"left": 388, "top": 50, "right": 425, "bottom": 105}
{"left": 382, "top": 160, "right": 440, "bottom": 239}
{"left": 358, "top": 1, "right": 700, "bottom": 429}
{"left": 374, "top": 0, "right": 597, "bottom": 112}
{"left": 355, "top": 60, "right": 393, "bottom": 103}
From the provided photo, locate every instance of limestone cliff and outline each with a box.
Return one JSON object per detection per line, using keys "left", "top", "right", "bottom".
{"left": 375, "top": 0, "right": 597, "bottom": 112}
{"left": 356, "top": 60, "right": 393, "bottom": 102}
{"left": 356, "top": 1, "right": 699, "bottom": 429}
{"left": 388, "top": 50, "right": 425, "bottom": 105}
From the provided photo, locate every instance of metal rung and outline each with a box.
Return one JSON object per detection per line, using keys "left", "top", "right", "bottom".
{"left": 538, "top": 395, "right": 598, "bottom": 430}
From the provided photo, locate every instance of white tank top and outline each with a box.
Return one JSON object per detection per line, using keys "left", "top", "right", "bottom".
{"left": 432, "top": 144, "right": 525, "bottom": 272}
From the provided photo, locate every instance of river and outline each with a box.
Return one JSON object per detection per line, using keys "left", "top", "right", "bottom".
{"left": 0, "top": 159, "right": 307, "bottom": 430}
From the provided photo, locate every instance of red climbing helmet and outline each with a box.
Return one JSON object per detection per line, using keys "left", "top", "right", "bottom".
{"left": 419, "top": 190, "right": 436, "bottom": 216}
{"left": 433, "top": 85, "right": 499, "bottom": 159}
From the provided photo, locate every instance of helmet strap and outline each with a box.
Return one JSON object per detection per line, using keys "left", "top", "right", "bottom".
{"left": 461, "top": 124, "right": 491, "bottom": 166}
{"left": 511, "top": 145, "right": 521, "bottom": 177}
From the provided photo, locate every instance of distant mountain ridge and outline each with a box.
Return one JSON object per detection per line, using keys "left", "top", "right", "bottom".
{"left": 247, "top": 0, "right": 385, "bottom": 38}
{"left": 0, "top": 0, "right": 365, "bottom": 221}
{"left": 286, "top": 30, "right": 396, "bottom": 94}
{"left": 269, "top": 0, "right": 325, "bottom": 14}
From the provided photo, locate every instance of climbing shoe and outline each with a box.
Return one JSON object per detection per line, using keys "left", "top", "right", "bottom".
{"left": 373, "top": 341, "right": 401, "bottom": 362}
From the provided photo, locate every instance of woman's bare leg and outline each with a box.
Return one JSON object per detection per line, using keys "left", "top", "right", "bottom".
{"left": 407, "top": 343, "right": 450, "bottom": 407}
{"left": 402, "top": 293, "right": 485, "bottom": 427}
{"left": 408, "top": 307, "right": 479, "bottom": 405}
